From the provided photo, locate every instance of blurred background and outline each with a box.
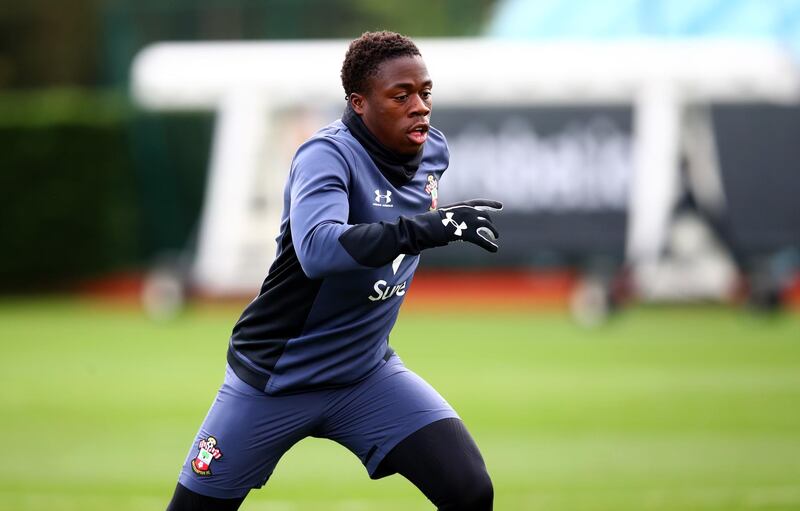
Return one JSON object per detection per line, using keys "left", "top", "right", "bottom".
{"left": 2, "top": 1, "right": 800, "bottom": 510}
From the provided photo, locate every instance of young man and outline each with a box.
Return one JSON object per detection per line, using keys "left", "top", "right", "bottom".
{"left": 167, "top": 31, "right": 502, "bottom": 511}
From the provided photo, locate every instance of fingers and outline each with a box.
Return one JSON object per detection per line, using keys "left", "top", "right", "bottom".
{"left": 440, "top": 199, "right": 504, "bottom": 212}
{"left": 474, "top": 218, "right": 499, "bottom": 240}
{"left": 467, "top": 218, "right": 499, "bottom": 252}
{"left": 440, "top": 205, "right": 495, "bottom": 224}
{"left": 473, "top": 227, "right": 499, "bottom": 252}
{"left": 463, "top": 199, "right": 503, "bottom": 212}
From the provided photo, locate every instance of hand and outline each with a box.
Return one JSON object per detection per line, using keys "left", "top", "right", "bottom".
{"left": 437, "top": 199, "right": 503, "bottom": 252}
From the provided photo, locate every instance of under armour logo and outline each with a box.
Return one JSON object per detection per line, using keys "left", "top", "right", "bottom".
{"left": 374, "top": 189, "right": 392, "bottom": 204}
{"left": 442, "top": 212, "right": 467, "bottom": 236}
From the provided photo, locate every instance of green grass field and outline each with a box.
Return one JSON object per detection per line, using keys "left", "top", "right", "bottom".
{"left": 1, "top": 299, "right": 799, "bottom": 510}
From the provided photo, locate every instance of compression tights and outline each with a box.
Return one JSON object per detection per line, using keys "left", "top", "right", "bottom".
{"left": 374, "top": 417, "right": 494, "bottom": 510}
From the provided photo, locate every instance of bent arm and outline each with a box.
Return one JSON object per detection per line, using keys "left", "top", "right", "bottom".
{"left": 289, "top": 139, "right": 446, "bottom": 278}
{"left": 290, "top": 139, "right": 498, "bottom": 279}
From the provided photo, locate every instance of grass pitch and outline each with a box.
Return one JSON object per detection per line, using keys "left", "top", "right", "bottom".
{"left": 1, "top": 299, "right": 799, "bottom": 510}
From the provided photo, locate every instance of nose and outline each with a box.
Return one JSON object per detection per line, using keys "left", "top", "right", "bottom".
{"left": 409, "top": 93, "right": 431, "bottom": 117}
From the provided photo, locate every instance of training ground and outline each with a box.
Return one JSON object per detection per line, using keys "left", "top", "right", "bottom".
{"left": 2, "top": 285, "right": 799, "bottom": 510}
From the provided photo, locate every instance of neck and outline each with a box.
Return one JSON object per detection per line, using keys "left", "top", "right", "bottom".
{"left": 342, "top": 103, "right": 423, "bottom": 187}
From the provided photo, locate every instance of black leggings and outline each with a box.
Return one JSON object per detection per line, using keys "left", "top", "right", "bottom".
{"left": 375, "top": 417, "right": 493, "bottom": 510}
{"left": 166, "top": 418, "right": 492, "bottom": 510}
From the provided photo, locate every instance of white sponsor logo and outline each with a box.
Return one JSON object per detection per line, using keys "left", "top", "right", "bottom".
{"left": 442, "top": 212, "right": 467, "bottom": 236}
{"left": 368, "top": 254, "right": 407, "bottom": 302}
{"left": 372, "top": 189, "right": 393, "bottom": 208}
{"left": 368, "top": 280, "right": 407, "bottom": 301}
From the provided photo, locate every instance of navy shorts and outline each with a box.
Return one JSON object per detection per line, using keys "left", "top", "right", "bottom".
{"left": 177, "top": 355, "right": 458, "bottom": 499}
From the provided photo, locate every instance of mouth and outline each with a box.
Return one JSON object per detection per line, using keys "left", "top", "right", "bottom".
{"left": 407, "top": 122, "right": 429, "bottom": 145}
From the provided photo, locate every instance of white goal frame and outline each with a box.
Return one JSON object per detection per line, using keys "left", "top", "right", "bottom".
{"left": 131, "top": 38, "right": 800, "bottom": 294}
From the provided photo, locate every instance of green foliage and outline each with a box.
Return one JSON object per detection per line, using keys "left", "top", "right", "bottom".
{"left": 127, "top": 111, "right": 213, "bottom": 259}
{"left": 0, "top": 0, "right": 99, "bottom": 88}
{"left": 1, "top": 301, "right": 799, "bottom": 510}
{"left": 0, "top": 115, "right": 139, "bottom": 289}
{"left": 0, "top": 0, "right": 497, "bottom": 88}
{"left": 0, "top": 89, "right": 130, "bottom": 127}
{"left": 0, "top": 90, "right": 213, "bottom": 290}
{"left": 347, "top": 0, "right": 496, "bottom": 37}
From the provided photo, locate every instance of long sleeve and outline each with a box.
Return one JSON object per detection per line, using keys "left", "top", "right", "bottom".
{"left": 289, "top": 139, "right": 367, "bottom": 279}
{"left": 289, "top": 138, "right": 449, "bottom": 279}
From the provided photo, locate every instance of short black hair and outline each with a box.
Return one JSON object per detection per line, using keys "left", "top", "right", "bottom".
{"left": 340, "top": 31, "right": 421, "bottom": 99}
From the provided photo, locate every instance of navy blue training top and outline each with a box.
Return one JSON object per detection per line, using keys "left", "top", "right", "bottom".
{"left": 227, "top": 119, "right": 449, "bottom": 395}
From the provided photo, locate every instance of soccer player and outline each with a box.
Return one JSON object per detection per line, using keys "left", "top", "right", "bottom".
{"left": 166, "top": 31, "right": 502, "bottom": 511}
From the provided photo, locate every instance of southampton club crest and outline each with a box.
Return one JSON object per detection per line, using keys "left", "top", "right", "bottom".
{"left": 191, "top": 436, "right": 223, "bottom": 476}
{"left": 424, "top": 174, "right": 438, "bottom": 210}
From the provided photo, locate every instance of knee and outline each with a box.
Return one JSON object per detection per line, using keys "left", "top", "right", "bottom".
{"left": 464, "top": 469, "right": 494, "bottom": 509}
{"left": 446, "top": 468, "right": 494, "bottom": 510}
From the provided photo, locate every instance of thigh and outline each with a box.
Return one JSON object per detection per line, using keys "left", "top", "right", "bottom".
{"left": 377, "top": 417, "right": 494, "bottom": 510}
{"left": 177, "top": 365, "right": 321, "bottom": 499}
{"left": 320, "top": 355, "right": 459, "bottom": 476}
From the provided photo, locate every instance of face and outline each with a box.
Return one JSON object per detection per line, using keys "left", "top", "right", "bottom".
{"left": 350, "top": 55, "right": 432, "bottom": 155}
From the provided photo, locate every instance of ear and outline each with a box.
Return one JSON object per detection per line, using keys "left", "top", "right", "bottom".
{"left": 349, "top": 92, "right": 367, "bottom": 115}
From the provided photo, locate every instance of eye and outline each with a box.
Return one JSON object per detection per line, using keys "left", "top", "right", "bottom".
{"left": 393, "top": 94, "right": 409, "bottom": 102}
{"left": 421, "top": 90, "right": 432, "bottom": 100}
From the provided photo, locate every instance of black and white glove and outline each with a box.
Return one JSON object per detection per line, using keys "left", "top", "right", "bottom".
{"left": 338, "top": 198, "right": 503, "bottom": 268}
{"left": 437, "top": 199, "right": 503, "bottom": 252}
